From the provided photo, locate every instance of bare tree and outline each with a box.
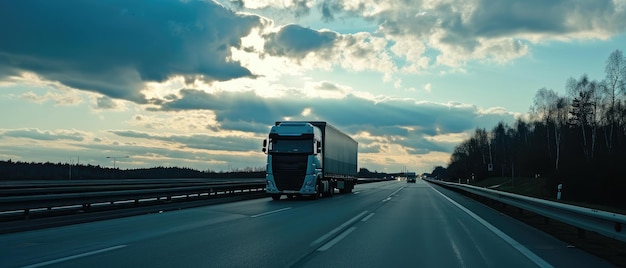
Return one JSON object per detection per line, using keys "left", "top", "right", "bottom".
{"left": 601, "top": 49, "right": 626, "bottom": 151}
{"left": 554, "top": 96, "right": 570, "bottom": 170}
{"left": 567, "top": 75, "right": 599, "bottom": 161}
{"left": 532, "top": 88, "right": 567, "bottom": 170}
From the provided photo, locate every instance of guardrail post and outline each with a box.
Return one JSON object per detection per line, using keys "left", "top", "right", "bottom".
{"left": 24, "top": 208, "right": 29, "bottom": 220}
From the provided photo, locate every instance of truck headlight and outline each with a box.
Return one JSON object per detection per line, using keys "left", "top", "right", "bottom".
{"left": 266, "top": 180, "right": 275, "bottom": 188}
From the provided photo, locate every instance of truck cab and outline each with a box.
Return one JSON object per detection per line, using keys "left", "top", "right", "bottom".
{"left": 263, "top": 122, "right": 326, "bottom": 200}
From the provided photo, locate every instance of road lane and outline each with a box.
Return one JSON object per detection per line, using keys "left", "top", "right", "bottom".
{"left": 0, "top": 181, "right": 398, "bottom": 267}
{"left": 425, "top": 181, "right": 614, "bottom": 268}
{"left": 0, "top": 180, "right": 613, "bottom": 267}
{"left": 298, "top": 179, "right": 613, "bottom": 267}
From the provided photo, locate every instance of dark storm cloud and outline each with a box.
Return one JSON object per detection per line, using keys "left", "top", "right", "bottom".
{"left": 263, "top": 24, "right": 338, "bottom": 58}
{"left": 152, "top": 89, "right": 515, "bottom": 154}
{"left": 0, "top": 0, "right": 262, "bottom": 103}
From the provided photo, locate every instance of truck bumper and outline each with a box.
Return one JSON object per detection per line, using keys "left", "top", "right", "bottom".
{"left": 265, "top": 174, "right": 317, "bottom": 195}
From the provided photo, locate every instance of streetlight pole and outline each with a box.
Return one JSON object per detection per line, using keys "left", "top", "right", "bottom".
{"left": 106, "top": 156, "right": 129, "bottom": 169}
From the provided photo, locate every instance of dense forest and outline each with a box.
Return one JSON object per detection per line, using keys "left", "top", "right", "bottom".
{"left": 438, "top": 49, "right": 626, "bottom": 205}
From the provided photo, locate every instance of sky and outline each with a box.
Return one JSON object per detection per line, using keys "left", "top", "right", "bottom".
{"left": 1, "top": 0, "right": 625, "bottom": 174}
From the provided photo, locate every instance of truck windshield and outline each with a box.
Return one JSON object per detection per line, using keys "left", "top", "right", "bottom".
{"left": 270, "top": 138, "right": 313, "bottom": 154}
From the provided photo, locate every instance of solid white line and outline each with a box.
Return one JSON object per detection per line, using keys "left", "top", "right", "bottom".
{"left": 317, "top": 227, "right": 357, "bottom": 251}
{"left": 250, "top": 207, "right": 292, "bottom": 218}
{"left": 311, "top": 210, "right": 368, "bottom": 246}
{"left": 429, "top": 186, "right": 553, "bottom": 268}
{"left": 22, "top": 245, "right": 127, "bottom": 268}
{"left": 361, "top": 213, "right": 375, "bottom": 222}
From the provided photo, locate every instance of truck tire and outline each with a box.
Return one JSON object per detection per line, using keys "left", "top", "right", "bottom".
{"left": 322, "top": 181, "right": 331, "bottom": 197}
{"left": 271, "top": 194, "right": 281, "bottom": 201}
{"left": 312, "top": 183, "right": 321, "bottom": 200}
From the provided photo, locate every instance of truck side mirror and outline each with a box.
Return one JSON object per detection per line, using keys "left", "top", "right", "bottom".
{"left": 317, "top": 140, "right": 321, "bottom": 153}
{"left": 262, "top": 139, "right": 267, "bottom": 153}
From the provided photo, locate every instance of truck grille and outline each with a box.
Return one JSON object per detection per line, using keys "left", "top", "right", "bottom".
{"left": 272, "top": 155, "right": 307, "bottom": 191}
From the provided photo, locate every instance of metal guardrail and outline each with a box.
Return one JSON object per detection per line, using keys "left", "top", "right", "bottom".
{"left": 0, "top": 182, "right": 266, "bottom": 219}
{"left": 425, "top": 179, "right": 626, "bottom": 243}
{"left": 0, "top": 177, "right": 387, "bottom": 221}
{"left": 0, "top": 180, "right": 264, "bottom": 196}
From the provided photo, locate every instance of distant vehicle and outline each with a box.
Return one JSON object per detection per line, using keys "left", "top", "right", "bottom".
{"left": 262, "top": 121, "right": 358, "bottom": 200}
{"left": 407, "top": 177, "right": 416, "bottom": 183}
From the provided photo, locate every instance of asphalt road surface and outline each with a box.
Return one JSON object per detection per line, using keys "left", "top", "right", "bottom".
{"left": 0, "top": 179, "right": 614, "bottom": 267}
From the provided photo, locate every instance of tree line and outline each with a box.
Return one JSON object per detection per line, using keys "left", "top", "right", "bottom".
{"left": 440, "top": 49, "right": 626, "bottom": 205}
{"left": 0, "top": 159, "right": 266, "bottom": 180}
{"left": 0, "top": 159, "right": 393, "bottom": 181}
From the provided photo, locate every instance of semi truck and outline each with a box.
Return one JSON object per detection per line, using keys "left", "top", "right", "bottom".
{"left": 262, "top": 121, "right": 358, "bottom": 200}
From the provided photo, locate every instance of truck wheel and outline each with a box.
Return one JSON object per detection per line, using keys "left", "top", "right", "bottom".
{"left": 271, "top": 194, "right": 281, "bottom": 201}
{"left": 312, "top": 183, "right": 321, "bottom": 200}
{"left": 346, "top": 180, "right": 354, "bottom": 193}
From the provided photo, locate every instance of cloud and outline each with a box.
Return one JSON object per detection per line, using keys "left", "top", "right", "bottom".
{"left": 261, "top": 24, "right": 396, "bottom": 74}
{"left": 423, "top": 83, "right": 432, "bottom": 92}
{"left": 96, "top": 96, "right": 119, "bottom": 110}
{"left": 149, "top": 88, "right": 516, "bottom": 154}
{"left": 109, "top": 129, "right": 261, "bottom": 154}
{"left": 0, "top": 0, "right": 263, "bottom": 103}
{"left": 2, "top": 128, "right": 85, "bottom": 142}
{"left": 263, "top": 24, "right": 338, "bottom": 58}
{"left": 306, "top": 80, "right": 351, "bottom": 98}
{"left": 238, "top": 0, "right": 626, "bottom": 68}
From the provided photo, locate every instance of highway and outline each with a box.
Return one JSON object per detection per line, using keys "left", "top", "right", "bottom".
{"left": 0, "top": 179, "right": 614, "bottom": 268}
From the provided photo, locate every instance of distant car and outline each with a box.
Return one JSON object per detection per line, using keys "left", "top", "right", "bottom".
{"left": 407, "top": 177, "right": 416, "bottom": 183}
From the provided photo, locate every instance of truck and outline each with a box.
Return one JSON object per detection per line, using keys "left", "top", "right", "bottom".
{"left": 262, "top": 121, "right": 358, "bottom": 200}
